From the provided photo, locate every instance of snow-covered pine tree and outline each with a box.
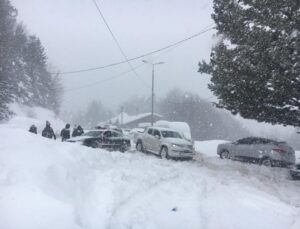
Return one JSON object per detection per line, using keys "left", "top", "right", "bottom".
{"left": 0, "top": 0, "right": 63, "bottom": 119}
{"left": 0, "top": 0, "right": 17, "bottom": 120}
{"left": 199, "top": 0, "right": 300, "bottom": 126}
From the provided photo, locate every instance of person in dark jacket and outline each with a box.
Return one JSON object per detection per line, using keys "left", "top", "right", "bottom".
{"left": 72, "top": 125, "right": 84, "bottom": 137}
{"left": 29, "top": 124, "right": 37, "bottom": 134}
{"left": 60, "top": 123, "right": 71, "bottom": 141}
{"left": 42, "top": 121, "right": 56, "bottom": 140}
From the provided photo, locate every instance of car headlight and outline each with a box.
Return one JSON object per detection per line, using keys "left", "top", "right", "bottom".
{"left": 172, "top": 144, "right": 181, "bottom": 148}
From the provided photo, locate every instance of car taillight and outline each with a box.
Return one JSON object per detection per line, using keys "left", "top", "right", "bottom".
{"left": 272, "top": 148, "right": 287, "bottom": 153}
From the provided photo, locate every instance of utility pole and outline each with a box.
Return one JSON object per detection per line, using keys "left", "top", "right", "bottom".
{"left": 121, "top": 106, "right": 124, "bottom": 128}
{"left": 142, "top": 60, "right": 165, "bottom": 126}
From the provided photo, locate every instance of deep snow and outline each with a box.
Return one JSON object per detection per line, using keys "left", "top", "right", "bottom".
{"left": 1, "top": 106, "right": 300, "bottom": 229}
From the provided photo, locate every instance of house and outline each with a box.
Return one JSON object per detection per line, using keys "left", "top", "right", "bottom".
{"left": 101, "top": 112, "right": 163, "bottom": 129}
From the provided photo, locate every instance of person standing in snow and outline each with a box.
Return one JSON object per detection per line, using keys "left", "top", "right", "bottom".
{"left": 60, "top": 123, "right": 71, "bottom": 141}
{"left": 72, "top": 125, "right": 84, "bottom": 137}
{"left": 42, "top": 121, "right": 56, "bottom": 140}
{"left": 29, "top": 124, "right": 37, "bottom": 134}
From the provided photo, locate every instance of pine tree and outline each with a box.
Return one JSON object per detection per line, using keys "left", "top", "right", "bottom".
{"left": 199, "top": 0, "right": 300, "bottom": 126}
{"left": 0, "top": 0, "right": 63, "bottom": 119}
{"left": 0, "top": 0, "right": 17, "bottom": 119}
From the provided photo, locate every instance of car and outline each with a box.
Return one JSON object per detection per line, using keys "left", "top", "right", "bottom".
{"left": 136, "top": 127, "right": 195, "bottom": 159}
{"left": 290, "top": 163, "right": 300, "bottom": 180}
{"left": 217, "top": 137, "right": 295, "bottom": 167}
{"left": 67, "top": 129, "right": 131, "bottom": 152}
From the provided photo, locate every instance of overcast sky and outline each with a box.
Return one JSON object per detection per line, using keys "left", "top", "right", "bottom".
{"left": 11, "top": 0, "right": 215, "bottom": 113}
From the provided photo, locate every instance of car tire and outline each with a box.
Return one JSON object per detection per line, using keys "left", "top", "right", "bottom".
{"left": 120, "top": 143, "right": 127, "bottom": 153}
{"left": 220, "top": 150, "right": 230, "bottom": 159}
{"left": 91, "top": 142, "right": 99, "bottom": 148}
{"left": 136, "top": 141, "right": 144, "bottom": 152}
{"left": 260, "top": 158, "right": 273, "bottom": 167}
{"left": 160, "top": 147, "right": 169, "bottom": 159}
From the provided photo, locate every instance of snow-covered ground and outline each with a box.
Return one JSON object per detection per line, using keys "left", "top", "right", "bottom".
{"left": 1, "top": 106, "right": 300, "bottom": 229}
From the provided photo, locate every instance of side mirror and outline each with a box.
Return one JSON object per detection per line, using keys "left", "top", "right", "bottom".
{"left": 155, "top": 135, "right": 161, "bottom": 139}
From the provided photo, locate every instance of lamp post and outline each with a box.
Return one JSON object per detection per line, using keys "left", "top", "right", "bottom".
{"left": 142, "top": 60, "right": 164, "bottom": 126}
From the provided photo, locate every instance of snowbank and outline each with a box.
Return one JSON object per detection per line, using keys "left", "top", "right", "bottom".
{"left": 4, "top": 103, "right": 65, "bottom": 134}
{"left": 1, "top": 111, "right": 300, "bottom": 229}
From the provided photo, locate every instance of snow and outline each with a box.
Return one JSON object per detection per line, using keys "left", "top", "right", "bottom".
{"left": 6, "top": 103, "right": 65, "bottom": 134}
{"left": 1, "top": 106, "right": 300, "bottom": 229}
{"left": 155, "top": 120, "right": 192, "bottom": 140}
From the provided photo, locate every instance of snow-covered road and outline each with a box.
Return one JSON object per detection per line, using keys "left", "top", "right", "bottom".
{"left": 1, "top": 123, "right": 300, "bottom": 229}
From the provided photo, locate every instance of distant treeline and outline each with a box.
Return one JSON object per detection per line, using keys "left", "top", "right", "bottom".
{"left": 0, "top": 0, "right": 62, "bottom": 120}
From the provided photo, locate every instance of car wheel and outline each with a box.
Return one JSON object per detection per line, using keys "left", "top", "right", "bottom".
{"left": 91, "top": 142, "right": 99, "bottom": 148}
{"left": 136, "top": 141, "right": 144, "bottom": 152}
{"left": 260, "top": 158, "right": 273, "bottom": 167}
{"left": 120, "top": 143, "right": 127, "bottom": 153}
{"left": 160, "top": 147, "right": 169, "bottom": 159}
{"left": 220, "top": 150, "right": 230, "bottom": 159}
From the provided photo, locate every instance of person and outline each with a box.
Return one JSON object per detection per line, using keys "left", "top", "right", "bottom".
{"left": 60, "top": 123, "right": 71, "bottom": 141}
{"left": 29, "top": 124, "right": 37, "bottom": 134}
{"left": 72, "top": 125, "right": 84, "bottom": 137}
{"left": 42, "top": 121, "right": 56, "bottom": 140}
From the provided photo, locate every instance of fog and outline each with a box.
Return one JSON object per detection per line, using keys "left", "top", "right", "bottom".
{"left": 11, "top": 0, "right": 215, "bottom": 112}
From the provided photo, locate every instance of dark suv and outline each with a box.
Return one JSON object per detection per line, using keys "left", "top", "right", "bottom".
{"left": 67, "top": 129, "right": 131, "bottom": 152}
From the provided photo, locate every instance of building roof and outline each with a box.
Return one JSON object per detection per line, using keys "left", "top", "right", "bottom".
{"left": 103, "top": 112, "right": 163, "bottom": 126}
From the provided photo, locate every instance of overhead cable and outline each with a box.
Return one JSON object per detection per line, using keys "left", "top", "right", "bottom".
{"left": 52, "top": 25, "right": 215, "bottom": 76}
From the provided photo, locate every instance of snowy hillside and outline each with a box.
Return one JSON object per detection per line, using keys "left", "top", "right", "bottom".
{"left": 1, "top": 107, "right": 300, "bottom": 229}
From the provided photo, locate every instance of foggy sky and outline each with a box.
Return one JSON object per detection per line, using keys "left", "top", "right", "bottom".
{"left": 11, "top": 0, "right": 215, "bottom": 112}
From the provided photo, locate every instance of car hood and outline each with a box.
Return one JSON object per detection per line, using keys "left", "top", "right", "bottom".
{"left": 164, "top": 138, "right": 192, "bottom": 146}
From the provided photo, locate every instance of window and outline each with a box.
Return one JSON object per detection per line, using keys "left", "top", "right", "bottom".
{"left": 153, "top": 130, "right": 161, "bottom": 137}
{"left": 148, "top": 128, "right": 153, "bottom": 135}
{"left": 104, "top": 131, "right": 112, "bottom": 138}
{"left": 84, "top": 131, "right": 103, "bottom": 137}
{"left": 112, "top": 131, "right": 122, "bottom": 137}
{"left": 236, "top": 138, "right": 253, "bottom": 144}
{"left": 161, "top": 131, "right": 182, "bottom": 139}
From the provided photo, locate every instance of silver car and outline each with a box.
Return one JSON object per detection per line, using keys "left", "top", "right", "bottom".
{"left": 136, "top": 127, "right": 195, "bottom": 159}
{"left": 217, "top": 137, "right": 295, "bottom": 167}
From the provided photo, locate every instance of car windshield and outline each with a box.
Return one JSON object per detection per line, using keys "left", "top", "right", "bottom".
{"left": 161, "top": 130, "right": 182, "bottom": 139}
{"left": 83, "top": 131, "right": 103, "bottom": 137}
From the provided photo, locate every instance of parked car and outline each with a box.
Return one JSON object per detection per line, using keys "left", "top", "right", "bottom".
{"left": 217, "top": 137, "right": 295, "bottom": 167}
{"left": 290, "top": 163, "right": 300, "bottom": 180}
{"left": 136, "top": 127, "right": 195, "bottom": 159}
{"left": 67, "top": 129, "right": 130, "bottom": 152}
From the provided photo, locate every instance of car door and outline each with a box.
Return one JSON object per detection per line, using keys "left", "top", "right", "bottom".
{"left": 151, "top": 129, "right": 162, "bottom": 153}
{"left": 248, "top": 138, "right": 269, "bottom": 162}
{"left": 144, "top": 128, "right": 153, "bottom": 151}
{"left": 233, "top": 138, "right": 254, "bottom": 160}
{"left": 103, "top": 130, "right": 113, "bottom": 149}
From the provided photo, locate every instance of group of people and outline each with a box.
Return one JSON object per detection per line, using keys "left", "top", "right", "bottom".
{"left": 29, "top": 121, "right": 84, "bottom": 141}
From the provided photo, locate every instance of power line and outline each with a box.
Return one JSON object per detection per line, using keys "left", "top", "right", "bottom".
{"left": 52, "top": 25, "right": 215, "bottom": 75}
{"left": 64, "top": 42, "right": 181, "bottom": 93}
{"left": 91, "top": 0, "right": 150, "bottom": 88}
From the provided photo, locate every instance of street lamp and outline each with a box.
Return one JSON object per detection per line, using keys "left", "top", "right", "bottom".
{"left": 142, "top": 60, "right": 165, "bottom": 126}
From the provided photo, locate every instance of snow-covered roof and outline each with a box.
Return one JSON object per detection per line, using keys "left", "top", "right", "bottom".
{"left": 103, "top": 112, "right": 163, "bottom": 126}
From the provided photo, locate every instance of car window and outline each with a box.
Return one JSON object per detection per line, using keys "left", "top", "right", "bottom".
{"left": 84, "top": 131, "right": 102, "bottom": 137}
{"left": 147, "top": 128, "right": 153, "bottom": 135}
{"left": 161, "top": 131, "right": 182, "bottom": 138}
{"left": 112, "top": 131, "right": 122, "bottom": 137}
{"left": 236, "top": 138, "right": 252, "bottom": 144}
{"left": 104, "top": 131, "right": 112, "bottom": 138}
{"left": 153, "top": 130, "right": 161, "bottom": 137}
